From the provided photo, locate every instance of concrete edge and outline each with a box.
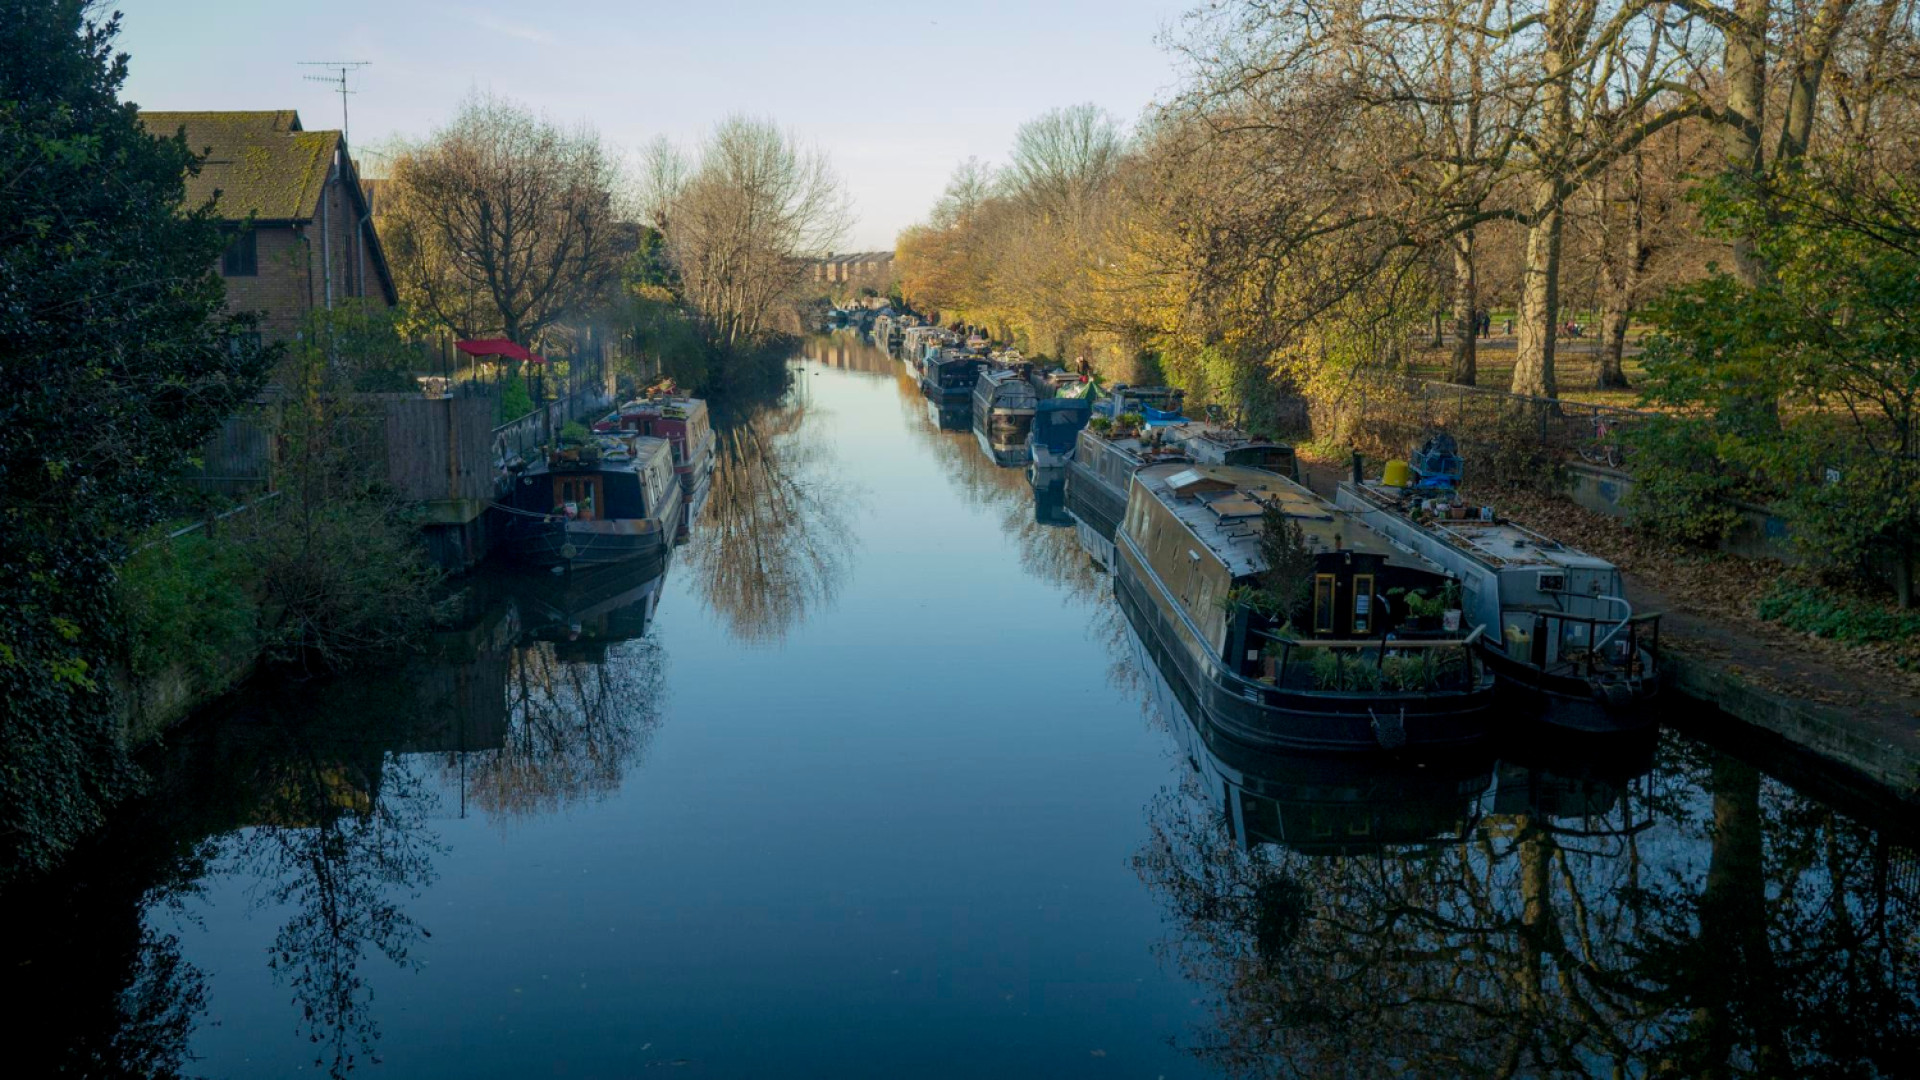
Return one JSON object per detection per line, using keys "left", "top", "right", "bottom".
{"left": 1664, "top": 649, "right": 1920, "bottom": 803}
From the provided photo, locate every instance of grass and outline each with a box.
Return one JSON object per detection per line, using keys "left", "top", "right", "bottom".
{"left": 1405, "top": 335, "right": 1651, "bottom": 410}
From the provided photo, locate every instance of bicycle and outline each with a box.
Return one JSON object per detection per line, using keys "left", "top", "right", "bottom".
{"left": 1576, "top": 412, "right": 1626, "bottom": 469}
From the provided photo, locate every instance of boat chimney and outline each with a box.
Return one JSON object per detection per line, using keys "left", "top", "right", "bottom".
{"left": 1351, "top": 449, "right": 1364, "bottom": 485}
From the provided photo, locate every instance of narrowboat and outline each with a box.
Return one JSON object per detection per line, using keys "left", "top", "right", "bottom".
{"left": 593, "top": 393, "right": 716, "bottom": 536}
{"left": 1142, "top": 615, "right": 1496, "bottom": 854}
{"left": 1115, "top": 463, "right": 1496, "bottom": 753}
{"left": 1063, "top": 424, "right": 1189, "bottom": 566}
{"left": 1167, "top": 422, "right": 1301, "bottom": 480}
{"left": 1334, "top": 476, "right": 1660, "bottom": 732}
{"left": 972, "top": 365, "right": 1038, "bottom": 467}
{"left": 921, "top": 351, "right": 987, "bottom": 411}
{"left": 501, "top": 434, "right": 683, "bottom": 570}
{"left": 899, "top": 326, "right": 951, "bottom": 380}
{"left": 1093, "top": 384, "right": 1186, "bottom": 424}
{"left": 1028, "top": 373, "right": 1095, "bottom": 469}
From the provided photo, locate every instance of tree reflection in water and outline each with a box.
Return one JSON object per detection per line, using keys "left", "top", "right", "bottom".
{"left": 688, "top": 373, "right": 855, "bottom": 645}
{"left": 1135, "top": 689, "right": 1920, "bottom": 1077}
{"left": 460, "top": 633, "right": 667, "bottom": 821}
{"left": 221, "top": 694, "right": 445, "bottom": 1077}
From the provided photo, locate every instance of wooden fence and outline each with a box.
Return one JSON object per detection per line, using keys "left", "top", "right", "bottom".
{"left": 180, "top": 414, "right": 274, "bottom": 497}
{"left": 379, "top": 395, "right": 497, "bottom": 504}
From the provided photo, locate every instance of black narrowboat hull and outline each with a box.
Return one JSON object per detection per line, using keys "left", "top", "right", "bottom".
{"left": 921, "top": 381, "right": 972, "bottom": 409}
{"left": 974, "top": 426, "right": 1031, "bottom": 467}
{"left": 1064, "top": 461, "right": 1125, "bottom": 541}
{"left": 1481, "top": 647, "right": 1660, "bottom": 734}
{"left": 504, "top": 483, "right": 683, "bottom": 570}
{"left": 1115, "top": 530, "right": 1495, "bottom": 753}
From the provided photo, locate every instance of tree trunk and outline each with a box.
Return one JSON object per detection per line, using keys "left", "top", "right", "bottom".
{"left": 1722, "top": 0, "right": 1769, "bottom": 288}
{"left": 1513, "top": 190, "right": 1562, "bottom": 400}
{"left": 1449, "top": 234, "right": 1477, "bottom": 386}
{"left": 1598, "top": 203, "right": 1638, "bottom": 389}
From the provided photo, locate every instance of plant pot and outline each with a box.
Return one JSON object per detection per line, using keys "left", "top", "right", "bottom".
{"left": 1443, "top": 609, "right": 1462, "bottom": 632}
{"left": 1407, "top": 615, "right": 1441, "bottom": 632}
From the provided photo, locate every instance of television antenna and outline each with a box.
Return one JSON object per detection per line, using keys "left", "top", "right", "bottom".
{"left": 299, "top": 60, "right": 370, "bottom": 143}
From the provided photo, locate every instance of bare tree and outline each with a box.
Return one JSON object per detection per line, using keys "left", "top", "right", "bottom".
{"left": 1002, "top": 104, "right": 1124, "bottom": 224}
{"left": 381, "top": 94, "right": 628, "bottom": 345}
{"left": 658, "top": 116, "right": 850, "bottom": 349}
{"left": 634, "top": 135, "right": 687, "bottom": 234}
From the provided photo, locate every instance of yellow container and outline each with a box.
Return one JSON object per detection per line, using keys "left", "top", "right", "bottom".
{"left": 1382, "top": 459, "right": 1412, "bottom": 487}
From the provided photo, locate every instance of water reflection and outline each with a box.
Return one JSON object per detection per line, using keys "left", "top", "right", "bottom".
{"left": 687, "top": 373, "right": 856, "bottom": 646}
{"left": 1130, "top": 617, "right": 1920, "bottom": 1077}
{"left": 12, "top": 352, "right": 1920, "bottom": 1077}
{"left": 3, "top": 555, "right": 680, "bottom": 1076}
{"left": 801, "top": 333, "right": 897, "bottom": 377}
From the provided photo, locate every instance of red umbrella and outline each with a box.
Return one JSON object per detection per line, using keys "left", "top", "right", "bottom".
{"left": 455, "top": 338, "right": 548, "bottom": 364}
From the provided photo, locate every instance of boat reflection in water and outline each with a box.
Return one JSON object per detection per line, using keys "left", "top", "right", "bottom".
{"left": 503, "top": 557, "right": 670, "bottom": 665}
{"left": 926, "top": 399, "right": 970, "bottom": 431}
{"left": 1129, "top": 607, "right": 1920, "bottom": 1079}
{"left": 1029, "top": 466, "right": 1073, "bottom": 528}
{"left": 1132, "top": 618, "right": 1496, "bottom": 856}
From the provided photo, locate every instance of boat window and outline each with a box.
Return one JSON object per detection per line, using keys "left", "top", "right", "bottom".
{"left": 1313, "top": 574, "right": 1336, "bottom": 633}
{"left": 1352, "top": 574, "right": 1374, "bottom": 633}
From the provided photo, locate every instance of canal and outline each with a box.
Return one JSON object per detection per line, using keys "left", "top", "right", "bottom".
{"left": 10, "top": 338, "right": 1917, "bottom": 1077}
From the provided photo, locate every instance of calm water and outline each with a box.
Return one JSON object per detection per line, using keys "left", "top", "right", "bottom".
{"left": 10, "top": 338, "right": 1917, "bottom": 1078}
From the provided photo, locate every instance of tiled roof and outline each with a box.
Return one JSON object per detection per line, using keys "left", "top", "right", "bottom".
{"left": 139, "top": 110, "right": 338, "bottom": 222}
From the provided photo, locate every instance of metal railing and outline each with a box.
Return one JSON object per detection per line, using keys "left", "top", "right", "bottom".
{"left": 1249, "top": 625, "right": 1487, "bottom": 693}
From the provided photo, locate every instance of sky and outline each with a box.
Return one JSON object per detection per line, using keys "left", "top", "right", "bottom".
{"left": 115, "top": 1, "right": 1193, "bottom": 250}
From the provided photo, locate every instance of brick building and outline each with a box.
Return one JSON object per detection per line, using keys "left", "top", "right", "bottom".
{"left": 140, "top": 110, "right": 396, "bottom": 339}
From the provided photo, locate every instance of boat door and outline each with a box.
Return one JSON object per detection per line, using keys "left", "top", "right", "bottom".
{"left": 552, "top": 474, "right": 603, "bottom": 520}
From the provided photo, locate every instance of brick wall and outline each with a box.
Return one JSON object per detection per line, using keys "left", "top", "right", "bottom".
{"left": 216, "top": 151, "right": 392, "bottom": 341}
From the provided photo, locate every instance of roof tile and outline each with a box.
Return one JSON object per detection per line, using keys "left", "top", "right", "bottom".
{"left": 139, "top": 110, "right": 338, "bottom": 222}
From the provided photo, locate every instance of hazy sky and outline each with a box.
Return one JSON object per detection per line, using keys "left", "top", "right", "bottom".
{"left": 116, "top": 1, "right": 1192, "bottom": 249}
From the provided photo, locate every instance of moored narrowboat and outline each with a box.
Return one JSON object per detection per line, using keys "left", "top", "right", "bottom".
{"left": 1334, "top": 476, "right": 1660, "bottom": 732}
{"left": 1141, "top": 617, "right": 1497, "bottom": 854}
{"left": 593, "top": 393, "right": 716, "bottom": 537}
{"left": 922, "top": 351, "right": 987, "bottom": 411}
{"left": 1167, "top": 422, "right": 1301, "bottom": 480}
{"left": 1029, "top": 397, "right": 1094, "bottom": 469}
{"left": 1028, "top": 371, "right": 1095, "bottom": 469}
{"left": 1063, "top": 424, "right": 1189, "bottom": 566}
{"left": 1114, "top": 463, "right": 1495, "bottom": 753}
{"left": 1093, "top": 384, "right": 1186, "bottom": 424}
{"left": 972, "top": 365, "right": 1038, "bottom": 467}
{"left": 501, "top": 434, "right": 683, "bottom": 570}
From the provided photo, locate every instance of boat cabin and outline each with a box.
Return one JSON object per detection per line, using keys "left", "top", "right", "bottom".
{"left": 1095, "top": 385, "right": 1185, "bottom": 423}
{"left": 1169, "top": 423, "right": 1300, "bottom": 480}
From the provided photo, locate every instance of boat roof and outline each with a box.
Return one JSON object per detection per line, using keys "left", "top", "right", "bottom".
{"left": 1080, "top": 427, "right": 1189, "bottom": 466}
{"left": 619, "top": 394, "right": 708, "bottom": 418}
{"left": 1172, "top": 421, "right": 1292, "bottom": 453}
{"left": 1347, "top": 482, "right": 1614, "bottom": 572}
{"left": 524, "top": 434, "right": 672, "bottom": 477}
{"left": 1135, "top": 463, "right": 1425, "bottom": 578}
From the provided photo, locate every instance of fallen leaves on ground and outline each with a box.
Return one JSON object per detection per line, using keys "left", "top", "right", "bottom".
{"left": 1478, "top": 485, "right": 1920, "bottom": 708}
